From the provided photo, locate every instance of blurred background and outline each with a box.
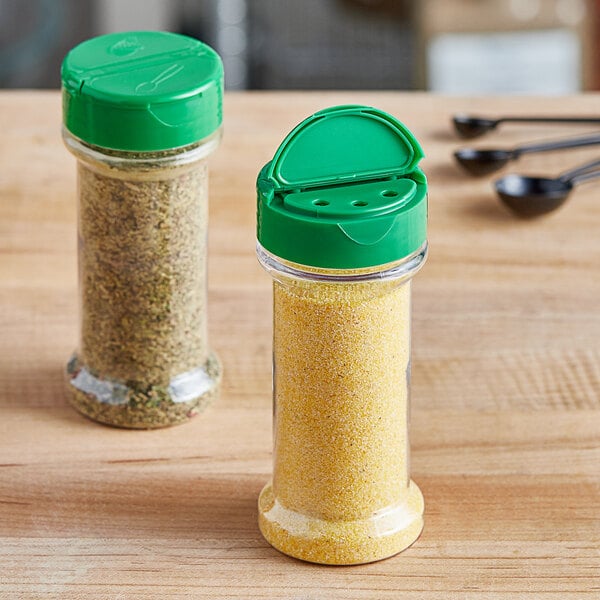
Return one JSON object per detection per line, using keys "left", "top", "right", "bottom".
{"left": 1, "top": 0, "right": 599, "bottom": 93}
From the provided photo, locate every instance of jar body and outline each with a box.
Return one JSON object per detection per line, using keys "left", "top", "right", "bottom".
{"left": 257, "top": 243, "right": 427, "bottom": 565}
{"left": 65, "top": 132, "right": 221, "bottom": 428}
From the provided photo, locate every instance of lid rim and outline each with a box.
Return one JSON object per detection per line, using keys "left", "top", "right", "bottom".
{"left": 257, "top": 240, "right": 428, "bottom": 279}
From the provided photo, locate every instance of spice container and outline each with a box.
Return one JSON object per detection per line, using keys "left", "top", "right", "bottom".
{"left": 256, "top": 106, "right": 428, "bottom": 565}
{"left": 61, "top": 31, "right": 223, "bottom": 428}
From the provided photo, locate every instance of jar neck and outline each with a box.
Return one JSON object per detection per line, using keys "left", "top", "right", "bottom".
{"left": 63, "top": 127, "right": 222, "bottom": 171}
{"left": 257, "top": 242, "right": 428, "bottom": 284}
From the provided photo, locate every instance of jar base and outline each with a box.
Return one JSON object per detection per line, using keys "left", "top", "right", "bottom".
{"left": 258, "top": 480, "right": 424, "bottom": 565}
{"left": 65, "top": 353, "right": 221, "bottom": 429}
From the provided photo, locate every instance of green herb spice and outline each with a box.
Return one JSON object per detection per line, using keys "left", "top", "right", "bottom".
{"left": 66, "top": 148, "right": 221, "bottom": 429}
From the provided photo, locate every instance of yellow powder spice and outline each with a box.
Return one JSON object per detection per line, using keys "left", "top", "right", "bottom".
{"left": 259, "top": 274, "right": 424, "bottom": 565}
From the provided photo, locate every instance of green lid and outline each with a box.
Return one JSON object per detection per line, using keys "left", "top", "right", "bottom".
{"left": 61, "top": 31, "right": 223, "bottom": 152}
{"left": 257, "top": 105, "right": 428, "bottom": 269}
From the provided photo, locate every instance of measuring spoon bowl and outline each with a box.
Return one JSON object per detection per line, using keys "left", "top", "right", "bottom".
{"left": 495, "top": 175, "right": 572, "bottom": 217}
{"left": 454, "top": 148, "right": 514, "bottom": 176}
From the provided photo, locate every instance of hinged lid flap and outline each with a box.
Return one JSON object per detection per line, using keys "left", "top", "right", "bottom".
{"left": 264, "top": 105, "right": 424, "bottom": 191}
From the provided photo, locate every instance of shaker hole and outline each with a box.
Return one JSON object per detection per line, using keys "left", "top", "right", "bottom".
{"left": 352, "top": 200, "right": 368, "bottom": 206}
{"left": 313, "top": 199, "right": 329, "bottom": 206}
{"left": 381, "top": 190, "right": 398, "bottom": 197}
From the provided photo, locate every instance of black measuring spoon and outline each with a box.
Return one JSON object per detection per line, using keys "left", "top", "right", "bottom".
{"left": 453, "top": 114, "right": 600, "bottom": 139}
{"left": 454, "top": 133, "right": 600, "bottom": 176}
{"left": 494, "top": 158, "right": 600, "bottom": 217}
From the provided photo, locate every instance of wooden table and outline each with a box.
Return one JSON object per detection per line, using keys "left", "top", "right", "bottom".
{"left": 1, "top": 92, "right": 599, "bottom": 599}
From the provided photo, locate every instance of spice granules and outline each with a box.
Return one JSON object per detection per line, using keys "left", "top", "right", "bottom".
{"left": 66, "top": 147, "right": 221, "bottom": 429}
{"left": 258, "top": 271, "right": 424, "bottom": 564}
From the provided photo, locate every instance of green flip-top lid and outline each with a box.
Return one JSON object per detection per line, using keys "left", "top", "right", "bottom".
{"left": 62, "top": 31, "right": 223, "bottom": 152}
{"left": 257, "top": 105, "right": 428, "bottom": 269}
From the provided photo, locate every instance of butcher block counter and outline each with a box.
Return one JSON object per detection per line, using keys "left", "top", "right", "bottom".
{"left": 1, "top": 91, "right": 599, "bottom": 598}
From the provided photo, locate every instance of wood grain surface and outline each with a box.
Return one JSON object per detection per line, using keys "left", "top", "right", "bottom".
{"left": 0, "top": 91, "right": 599, "bottom": 598}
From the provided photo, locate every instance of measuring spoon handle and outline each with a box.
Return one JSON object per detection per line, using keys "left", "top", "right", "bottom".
{"left": 516, "top": 133, "right": 600, "bottom": 156}
{"left": 570, "top": 170, "right": 600, "bottom": 185}
{"left": 559, "top": 158, "right": 600, "bottom": 183}
{"left": 499, "top": 116, "right": 600, "bottom": 125}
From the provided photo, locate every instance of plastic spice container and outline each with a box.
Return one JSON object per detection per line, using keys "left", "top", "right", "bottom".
{"left": 256, "top": 106, "right": 428, "bottom": 565}
{"left": 61, "top": 32, "right": 223, "bottom": 428}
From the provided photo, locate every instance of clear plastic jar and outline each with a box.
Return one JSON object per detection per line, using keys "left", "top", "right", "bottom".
{"left": 61, "top": 32, "right": 223, "bottom": 428}
{"left": 65, "top": 134, "right": 221, "bottom": 428}
{"left": 256, "top": 105, "right": 428, "bottom": 564}
{"left": 257, "top": 244, "right": 427, "bottom": 565}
